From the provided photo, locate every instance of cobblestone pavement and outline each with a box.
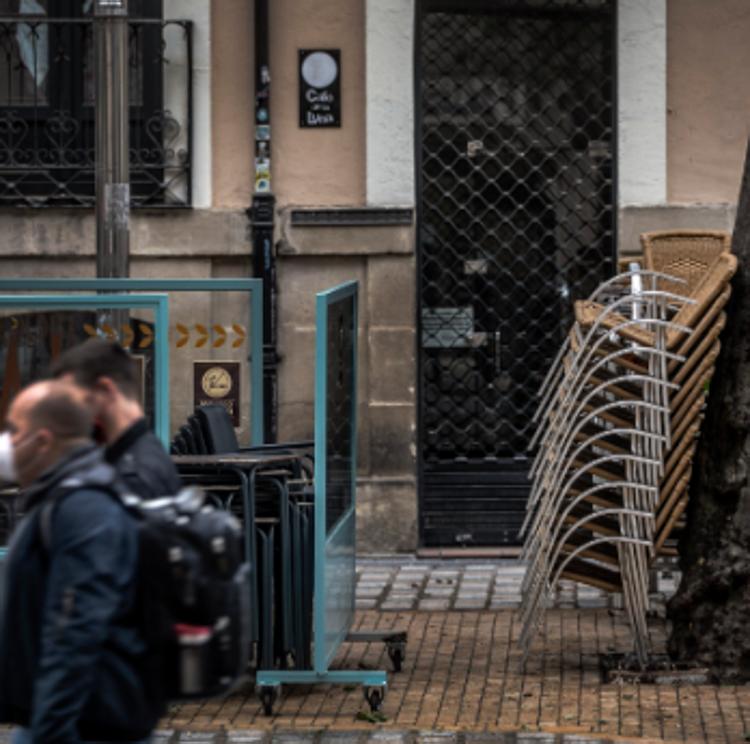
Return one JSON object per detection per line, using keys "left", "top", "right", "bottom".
{"left": 354, "top": 558, "right": 680, "bottom": 612}
{"left": 146, "top": 730, "right": 672, "bottom": 743}
{"left": 164, "top": 607, "right": 750, "bottom": 743}
{"left": 0, "top": 731, "right": 670, "bottom": 743}
{"left": 0, "top": 560, "right": 724, "bottom": 743}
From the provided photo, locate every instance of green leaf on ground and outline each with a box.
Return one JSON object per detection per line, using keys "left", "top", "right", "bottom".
{"left": 356, "top": 710, "right": 388, "bottom": 724}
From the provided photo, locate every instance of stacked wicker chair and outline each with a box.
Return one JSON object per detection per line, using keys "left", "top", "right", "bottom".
{"left": 519, "top": 230, "right": 736, "bottom": 666}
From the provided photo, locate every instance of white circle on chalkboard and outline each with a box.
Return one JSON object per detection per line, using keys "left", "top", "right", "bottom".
{"left": 301, "top": 51, "right": 338, "bottom": 89}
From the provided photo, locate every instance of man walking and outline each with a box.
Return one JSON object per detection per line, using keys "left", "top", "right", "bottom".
{"left": 50, "top": 338, "right": 181, "bottom": 499}
{"left": 0, "top": 380, "right": 161, "bottom": 743}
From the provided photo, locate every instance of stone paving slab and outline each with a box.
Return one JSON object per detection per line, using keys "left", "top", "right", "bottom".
{"left": 163, "top": 609, "right": 749, "bottom": 743}
{"left": 357, "top": 558, "right": 679, "bottom": 613}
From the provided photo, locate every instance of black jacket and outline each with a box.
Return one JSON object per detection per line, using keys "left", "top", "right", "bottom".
{"left": 0, "top": 445, "right": 161, "bottom": 743}
{"left": 105, "top": 418, "right": 181, "bottom": 499}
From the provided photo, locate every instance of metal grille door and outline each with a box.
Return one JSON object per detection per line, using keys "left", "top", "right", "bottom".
{"left": 417, "top": 0, "right": 616, "bottom": 547}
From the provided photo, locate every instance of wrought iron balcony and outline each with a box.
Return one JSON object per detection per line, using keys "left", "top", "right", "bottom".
{"left": 0, "top": 14, "right": 192, "bottom": 208}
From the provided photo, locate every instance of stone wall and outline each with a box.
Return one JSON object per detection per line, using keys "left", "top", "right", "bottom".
{"left": 0, "top": 200, "right": 738, "bottom": 552}
{"left": 618, "top": 204, "right": 737, "bottom": 256}
{"left": 276, "top": 211, "right": 418, "bottom": 552}
{"left": 0, "top": 207, "right": 419, "bottom": 551}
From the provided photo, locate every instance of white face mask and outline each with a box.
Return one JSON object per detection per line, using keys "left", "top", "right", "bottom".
{"left": 0, "top": 431, "right": 16, "bottom": 483}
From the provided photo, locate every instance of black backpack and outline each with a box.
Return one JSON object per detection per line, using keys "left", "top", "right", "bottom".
{"left": 41, "top": 484, "right": 251, "bottom": 703}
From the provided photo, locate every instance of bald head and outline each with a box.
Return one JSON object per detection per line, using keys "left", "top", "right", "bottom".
{"left": 6, "top": 380, "right": 93, "bottom": 487}
{"left": 12, "top": 380, "right": 93, "bottom": 440}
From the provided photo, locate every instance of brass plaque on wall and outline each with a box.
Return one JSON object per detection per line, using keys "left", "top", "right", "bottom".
{"left": 193, "top": 361, "right": 240, "bottom": 426}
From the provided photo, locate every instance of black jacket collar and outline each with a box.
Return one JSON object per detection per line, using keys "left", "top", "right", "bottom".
{"left": 104, "top": 418, "right": 149, "bottom": 465}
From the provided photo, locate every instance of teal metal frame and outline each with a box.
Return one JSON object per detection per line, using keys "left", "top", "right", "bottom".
{"left": 256, "top": 281, "right": 388, "bottom": 693}
{"left": 0, "top": 293, "right": 170, "bottom": 444}
{"left": 0, "top": 279, "right": 264, "bottom": 444}
{"left": 314, "top": 281, "right": 359, "bottom": 672}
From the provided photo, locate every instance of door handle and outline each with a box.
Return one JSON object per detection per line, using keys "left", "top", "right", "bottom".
{"left": 494, "top": 330, "right": 502, "bottom": 376}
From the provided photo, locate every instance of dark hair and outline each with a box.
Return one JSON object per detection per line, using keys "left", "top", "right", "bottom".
{"left": 50, "top": 338, "right": 140, "bottom": 399}
{"left": 28, "top": 381, "right": 93, "bottom": 440}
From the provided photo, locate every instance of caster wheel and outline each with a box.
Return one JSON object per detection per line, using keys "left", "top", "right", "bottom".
{"left": 387, "top": 641, "right": 405, "bottom": 672}
{"left": 258, "top": 685, "right": 278, "bottom": 716}
{"left": 364, "top": 686, "right": 384, "bottom": 713}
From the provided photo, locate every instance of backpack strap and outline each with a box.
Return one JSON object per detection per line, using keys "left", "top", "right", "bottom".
{"left": 36, "top": 476, "right": 128, "bottom": 553}
{"left": 39, "top": 499, "right": 55, "bottom": 552}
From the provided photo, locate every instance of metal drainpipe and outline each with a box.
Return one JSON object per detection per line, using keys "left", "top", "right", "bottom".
{"left": 248, "top": 0, "right": 278, "bottom": 442}
{"left": 94, "top": 0, "right": 130, "bottom": 279}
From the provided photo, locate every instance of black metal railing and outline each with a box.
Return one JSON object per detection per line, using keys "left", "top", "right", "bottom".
{"left": 0, "top": 16, "right": 192, "bottom": 208}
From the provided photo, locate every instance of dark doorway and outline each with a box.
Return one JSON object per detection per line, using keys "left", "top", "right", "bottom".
{"left": 417, "top": 0, "right": 616, "bottom": 547}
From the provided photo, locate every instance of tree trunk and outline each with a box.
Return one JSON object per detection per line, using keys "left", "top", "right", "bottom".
{"left": 668, "top": 138, "right": 750, "bottom": 681}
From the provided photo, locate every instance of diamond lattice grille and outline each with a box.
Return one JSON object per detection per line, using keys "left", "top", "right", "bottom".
{"left": 418, "top": 1, "right": 615, "bottom": 545}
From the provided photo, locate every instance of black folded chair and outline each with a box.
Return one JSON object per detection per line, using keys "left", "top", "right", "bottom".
{"left": 195, "top": 404, "right": 239, "bottom": 452}
{"left": 173, "top": 404, "right": 315, "bottom": 671}
{"left": 169, "top": 432, "right": 187, "bottom": 455}
{"left": 179, "top": 423, "right": 198, "bottom": 454}
{"left": 195, "top": 404, "right": 314, "bottom": 467}
{"left": 188, "top": 413, "right": 209, "bottom": 454}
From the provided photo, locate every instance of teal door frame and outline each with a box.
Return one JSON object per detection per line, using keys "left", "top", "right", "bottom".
{"left": 0, "top": 279, "right": 264, "bottom": 444}
{"left": 0, "top": 293, "right": 169, "bottom": 444}
{"left": 256, "top": 280, "right": 388, "bottom": 691}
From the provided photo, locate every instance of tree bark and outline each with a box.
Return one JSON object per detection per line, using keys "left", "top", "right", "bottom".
{"left": 668, "top": 138, "right": 750, "bottom": 681}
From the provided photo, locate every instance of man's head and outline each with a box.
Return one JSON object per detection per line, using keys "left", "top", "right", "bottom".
{"left": 2, "top": 380, "right": 93, "bottom": 488}
{"left": 49, "top": 338, "right": 143, "bottom": 444}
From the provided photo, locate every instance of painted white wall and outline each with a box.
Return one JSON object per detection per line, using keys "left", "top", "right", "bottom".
{"left": 365, "top": 0, "right": 668, "bottom": 211}
{"left": 365, "top": 0, "right": 415, "bottom": 207}
{"left": 618, "top": 0, "right": 667, "bottom": 206}
{"left": 165, "top": 0, "right": 211, "bottom": 209}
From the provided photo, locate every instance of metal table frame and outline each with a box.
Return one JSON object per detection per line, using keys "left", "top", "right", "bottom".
{"left": 172, "top": 451, "right": 306, "bottom": 661}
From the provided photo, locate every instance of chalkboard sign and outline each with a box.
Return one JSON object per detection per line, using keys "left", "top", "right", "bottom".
{"left": 299, "top": 49, "right": 341, "bottom": 128}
